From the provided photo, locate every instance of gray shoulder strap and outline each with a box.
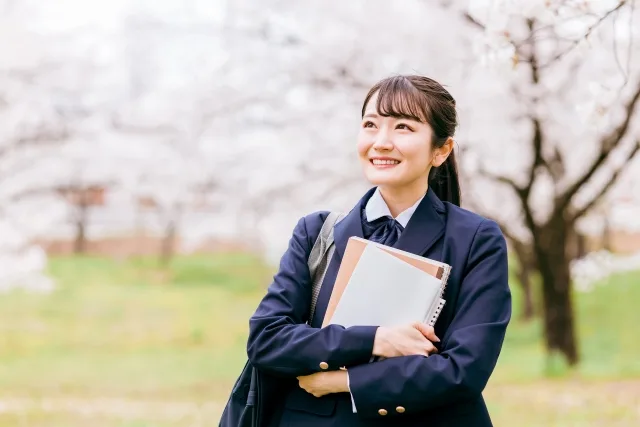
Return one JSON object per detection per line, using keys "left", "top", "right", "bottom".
{"left": 307, "top": 212, "right": 344, "bottom": 323}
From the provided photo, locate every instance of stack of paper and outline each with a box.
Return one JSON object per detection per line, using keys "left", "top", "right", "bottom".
{"left": 323, "top": 237, "right": 450, "bottom": 328}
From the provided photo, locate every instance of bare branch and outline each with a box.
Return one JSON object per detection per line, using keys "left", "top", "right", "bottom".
{"left": 627, "top": 0, "right": 636, "bottom": 80}
{"left": 0, "top": 126, "right": 69, "bottom": 159}
{"left": 520, "top": 20, "right": 560, "bottom": 207}
{"left": 528, "top": 115, "right": 547, "bottom": 181}
{"left": 520, "top": 20, "right": 563, "bottom": 185}
{"left": 463, "top": 192, "right": 521, "bottom": 243}
{"left": 462, "top": 12, "right": 485, "bottom": 30}
{"left": 611, "top": 11, "right": 629, "bottom": 84}
{"left": 463, "top": 12, "right": 529, "bottom": 64}
{"left": 557, "top": 79, "right": 640, "bottom": 215}
{"left": 540, "top": 1, "right": 628, "bottom": 68}
{"left": 465, "top": 2, "right": 628, "bottom": 70}
{"left": 571, "top": 139, "right": 640, "bottom": 221}
{"left": 9, "top": 186, "right": 59, "bottom": 203}
{"left": 547, "top": 145, "right": 566, "bottom": 179}
{"left": 475, "top": 164, "right": 539, "bottom": 236}
{"left": 477, "top": 165, "right": 522, "bottom": 193}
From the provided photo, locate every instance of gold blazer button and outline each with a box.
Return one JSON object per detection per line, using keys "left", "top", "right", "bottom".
{"left": 396, "top": 406, "right": 406, "bottom": 413}
{"left": 319, "top": 362, "right": 329, "bottom": 370}
{"left": 378, "top": 409, "right": 388, "bottom": 416}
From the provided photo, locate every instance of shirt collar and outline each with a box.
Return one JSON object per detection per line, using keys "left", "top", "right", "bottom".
{"left": 365, "top": 187, "right": 424, "bottom": 228}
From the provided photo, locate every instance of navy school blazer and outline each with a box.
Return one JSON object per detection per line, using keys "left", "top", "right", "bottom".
{"left": 247, "top": 187, "right": 511, "bottom": 427}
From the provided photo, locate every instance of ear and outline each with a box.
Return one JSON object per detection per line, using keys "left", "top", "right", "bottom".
{"left": 432, "top": 137, "right": 454, "bottom": 167}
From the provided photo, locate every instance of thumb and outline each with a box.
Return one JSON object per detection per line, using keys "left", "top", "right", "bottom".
{"left": 415, "top": 323, "right": 440, "bottom": 342}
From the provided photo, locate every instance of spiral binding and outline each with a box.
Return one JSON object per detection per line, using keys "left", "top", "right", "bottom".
{"left": 439, "top": 264, "right": 452, "bottom": 299}
{"left": 427, "top": 299, "right": 446, "bottom": 327}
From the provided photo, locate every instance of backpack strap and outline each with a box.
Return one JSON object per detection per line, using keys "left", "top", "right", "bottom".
{"left": 307, "top": 212, "right": 344, "bottom": 324}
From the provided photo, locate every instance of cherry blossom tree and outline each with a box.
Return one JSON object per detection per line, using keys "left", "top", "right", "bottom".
{"left": 0, "top": 6, "right": 71, "bottom": 290}
{"left": 0, "top": 0, "right": 132, "bottom": 283}
{"left": 456, "top": 0, "right": 640, "bottom": 365}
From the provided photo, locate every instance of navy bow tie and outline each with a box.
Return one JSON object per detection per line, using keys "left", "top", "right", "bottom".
{"left": 361, "top": 206, "right": 404, "bottom": 247}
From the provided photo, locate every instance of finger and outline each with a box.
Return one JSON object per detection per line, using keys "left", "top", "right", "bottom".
{"left": 420, "top": 346, "right": 434, "bottom": 357}
{"left": 416, "top": 324, "right": 438, "bottom": 341}
{"left": 426, "top": 343, "right": 439, "bottom": 355}
{"left": 410, "top": 345, "right": 429, "bottom": 357}
{"left": 415, "top": 323, "right": 440, "bottom": 342}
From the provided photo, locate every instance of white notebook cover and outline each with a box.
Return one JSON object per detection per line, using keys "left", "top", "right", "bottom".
{"left": 329, "top": 244, "right": 443, "bottom": 328}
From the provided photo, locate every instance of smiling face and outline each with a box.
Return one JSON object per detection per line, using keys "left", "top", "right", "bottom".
{"left": 356, "top": 75, "right": 460, "bottom": 205}
{"left": 357, "top": 91, "right": 436, "bottom": 190}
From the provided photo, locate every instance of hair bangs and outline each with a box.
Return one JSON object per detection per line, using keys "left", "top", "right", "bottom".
{"left": 373, "top": 76, "right": 430, "bottom": 123}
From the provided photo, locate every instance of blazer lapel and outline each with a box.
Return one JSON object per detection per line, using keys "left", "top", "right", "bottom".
{"left": 332, "top": 187, "right": 374, "bottom": 261}
{"left": 394, "top": 187, "right": 446, "bottom": 256}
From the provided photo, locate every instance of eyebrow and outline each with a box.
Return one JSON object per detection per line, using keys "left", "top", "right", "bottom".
{"left": 363, "top": 112, "right": 422, "bottom": 122}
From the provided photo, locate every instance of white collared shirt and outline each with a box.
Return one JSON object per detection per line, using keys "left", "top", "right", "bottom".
{"left": 348, "top": 187, "right": 425, "bottom": 413}
{"left": 365, "top": 187, "right": 424, "bottom": 228}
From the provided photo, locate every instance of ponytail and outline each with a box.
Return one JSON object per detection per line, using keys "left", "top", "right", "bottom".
{"left": 428, "top": 149, "right": 461, "bottom": 207}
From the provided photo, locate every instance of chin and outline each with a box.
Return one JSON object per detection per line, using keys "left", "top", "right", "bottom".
{"left": 364, "top": 170, "right": 406, "bottom": 187}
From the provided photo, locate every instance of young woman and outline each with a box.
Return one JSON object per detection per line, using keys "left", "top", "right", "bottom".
{"left": 246, "top": 75, "right": 511, "bottom": 427}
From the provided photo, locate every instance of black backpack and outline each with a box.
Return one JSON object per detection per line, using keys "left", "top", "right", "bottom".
{"left": 219, "top": 212, "right": 344, "bottom": 427}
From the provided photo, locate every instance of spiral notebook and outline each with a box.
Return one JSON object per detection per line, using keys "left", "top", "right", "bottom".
{"left": 322, "top": 237, "right": 450, "bottom": 328}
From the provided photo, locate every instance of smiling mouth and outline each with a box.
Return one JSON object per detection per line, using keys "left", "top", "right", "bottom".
{"left": 371, "top": 159, "right": 401, "bottom": 167}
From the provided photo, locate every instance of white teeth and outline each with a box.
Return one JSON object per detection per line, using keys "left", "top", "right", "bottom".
{"left": 372, "top": 159, "right": 400, "bottom": 165}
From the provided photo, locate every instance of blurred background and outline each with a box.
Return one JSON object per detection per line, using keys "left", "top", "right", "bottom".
{"left": 1, "top": 0, "right": 639, "bottom": 425}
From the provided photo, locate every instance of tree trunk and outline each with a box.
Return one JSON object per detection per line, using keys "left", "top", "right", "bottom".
{"left": 511, "top": 240, "right": 536, "bottom": 321}
{"left": 74, "top": 192, "right": 88, "bottom": 254}
{"left": 517, "top": 263, "right": 536, "bottom": 321}
{"left": 534, "top": 216, "right": 579, "bottom": 365}
{"left": 575, "top": 233, "right": 586, "bottom": 259}
{"left": 602, "top": 216, "right": 612, "bottom": 251}
{"left": 160, "top": 219, "right": 177, "bottom": 266}
{"left": 74, "top": 218, "right": 86, "bottom": 254}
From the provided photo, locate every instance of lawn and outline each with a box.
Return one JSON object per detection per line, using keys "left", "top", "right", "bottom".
{"left": 0, "top": 253, "right": 638, "bottom": 426}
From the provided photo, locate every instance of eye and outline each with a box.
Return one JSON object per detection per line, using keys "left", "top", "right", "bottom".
{"left": 363, "top": 120, "right": 376, "bottom": 128}
{"left": 396, "top": 123, "right": 414, "bottom": 131}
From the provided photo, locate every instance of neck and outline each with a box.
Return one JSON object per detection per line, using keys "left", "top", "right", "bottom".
{"left": 378, "top": 178, "right": 428, "bottom": 218}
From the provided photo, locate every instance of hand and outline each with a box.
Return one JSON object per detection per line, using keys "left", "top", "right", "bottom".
{"left": 372, "top": 322, "right": 440, "bottom": 359}
{"left": 297, "top": 370, "right": 349, "bottom": 398}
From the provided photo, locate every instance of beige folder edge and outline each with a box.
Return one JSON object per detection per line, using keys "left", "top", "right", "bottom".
{"left": 321, "top": 237, "right": 447, "bottom": 327}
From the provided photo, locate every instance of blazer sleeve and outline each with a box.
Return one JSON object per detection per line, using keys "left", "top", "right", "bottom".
{"left": 347, "top": 219, "right": 511, "bottom": 419}
{"left": 246, "top": 214, "right": 378, "bottom": 377}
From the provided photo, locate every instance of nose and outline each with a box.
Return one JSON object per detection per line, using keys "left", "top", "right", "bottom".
{"left": 372, "top": 128, "right": 394, "bottom": 151}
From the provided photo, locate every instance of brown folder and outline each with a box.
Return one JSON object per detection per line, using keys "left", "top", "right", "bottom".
{"left": 321, "top": 237, "right": 448, "bottom": 327}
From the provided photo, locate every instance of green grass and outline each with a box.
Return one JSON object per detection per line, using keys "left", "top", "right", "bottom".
{"left": 0, "top": 253, "right": 638, "bottom": 426}
{"left": 495, "top": 269, "right": 640, "bottom": 382}
{"left": 0, "top": 254, "right": 268, "bottom": 400}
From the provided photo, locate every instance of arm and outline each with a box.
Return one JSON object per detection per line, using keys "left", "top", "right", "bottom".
{"left": 246, "top": 215, "right": 378, "bottom": 377}
{"left": 347, "top": 219, "right": 512, "bottom": 419}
